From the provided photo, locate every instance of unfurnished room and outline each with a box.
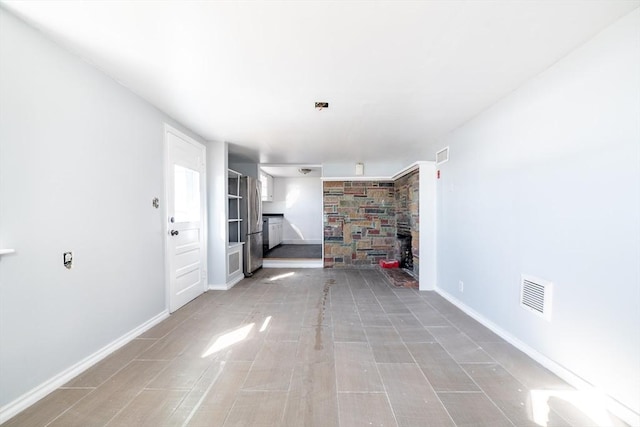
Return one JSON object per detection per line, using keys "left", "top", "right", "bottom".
{"left": 0, "top": 1, "right": 639, "bottom": 426}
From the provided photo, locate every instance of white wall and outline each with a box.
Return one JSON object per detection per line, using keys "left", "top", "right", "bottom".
{"left": 323, "top": 160, "right": 407, "bottom": 178}
{"left": 434, "top": 9, "right": 639, "bottom": 419}
{"left": 262, "top": 177, "right": 322, "bottom": 244}
{"left": 206, "top": 140, "right": 228, "bottom": 288}
{"left": 418, "top": 162, "right": 437, "bottom": 291}
{"left": 0, "top": 9, "right": 207, "bottom": 412}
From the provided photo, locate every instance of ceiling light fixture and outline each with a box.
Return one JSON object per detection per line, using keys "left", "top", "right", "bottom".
{"left": 298, "top": 168, "right": 312, "bottom": 175}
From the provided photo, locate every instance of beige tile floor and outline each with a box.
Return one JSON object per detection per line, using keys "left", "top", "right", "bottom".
{"left": 3, "top": 268, "right": 629, "bottom": 427}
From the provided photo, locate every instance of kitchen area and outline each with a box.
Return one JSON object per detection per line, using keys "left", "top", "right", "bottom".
{"left": 258, "top": 165, "right": 323, "bottom": 268}
{"left": 262, "top": 214, "right": 284, "bottom": 253}
{"left": 228, "top": 163, "right": 324, "bottom": 281}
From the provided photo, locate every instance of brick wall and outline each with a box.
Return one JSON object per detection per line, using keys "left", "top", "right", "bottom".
{"left": 323, "top": 181, "right": 396, "bottom": 267}
{"left": 394, "top": 170, "right": 420, "bottom": 276}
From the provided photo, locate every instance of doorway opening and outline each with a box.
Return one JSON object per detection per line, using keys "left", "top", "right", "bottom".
{"left": 259, "top": 164, "right": 323, "bottom": 268}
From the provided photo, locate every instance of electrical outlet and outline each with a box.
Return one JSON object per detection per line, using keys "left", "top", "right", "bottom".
{"left": 459, "top": 280, "right": 464, "bottom": 292}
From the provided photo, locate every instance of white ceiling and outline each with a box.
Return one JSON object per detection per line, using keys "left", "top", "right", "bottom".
{"left": 3, "top": 1, "right": 638, "bottom": 165}
{"left": 261, "top": 165, "right": 322, "bottom": 178}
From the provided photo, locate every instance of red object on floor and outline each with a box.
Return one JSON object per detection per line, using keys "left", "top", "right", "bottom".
{"left": 379, "top": 259, "right": 399, "bottom": 268}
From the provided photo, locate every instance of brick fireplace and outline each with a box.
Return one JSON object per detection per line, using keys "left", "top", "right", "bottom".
{"left": 394, "top": 169, "right": 419, "bottom": 277}
{"left": 323, "top": 169, "right": 420, "bottom": 274}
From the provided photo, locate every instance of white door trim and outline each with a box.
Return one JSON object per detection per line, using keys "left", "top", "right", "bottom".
{"left": 163, "top": 124, "right": 208, "bottom": 312}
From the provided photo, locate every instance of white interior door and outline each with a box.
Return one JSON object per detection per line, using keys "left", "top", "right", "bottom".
{"left": 165, "top": 125, "right": 207, "bottom": 313}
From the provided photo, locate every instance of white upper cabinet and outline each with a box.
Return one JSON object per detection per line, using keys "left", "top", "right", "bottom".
{"left": 260, "top": 171, "right": 274, "bottom": 202}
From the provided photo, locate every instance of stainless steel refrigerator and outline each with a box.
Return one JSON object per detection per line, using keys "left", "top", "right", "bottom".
{"left": 240, "top": 176, "right": 263, "bottom": 276}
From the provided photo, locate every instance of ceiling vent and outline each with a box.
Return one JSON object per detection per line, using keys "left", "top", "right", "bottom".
{"left": 520, "top": 274, "right": 553, "bottom": 321}
{"left": 435, "top": 146, "right": 449, "bottom": 165}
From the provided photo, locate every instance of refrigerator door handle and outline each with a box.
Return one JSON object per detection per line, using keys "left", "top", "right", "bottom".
{"left": 254, "top": 182, "right": 262, "bottom": 232}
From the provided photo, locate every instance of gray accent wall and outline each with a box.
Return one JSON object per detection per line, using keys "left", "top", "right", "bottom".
{"left": 433, "top": 9, "right": 640, "bottom": 417}
{"left": 0, "top": 9, "right": 205, "bottom": 408}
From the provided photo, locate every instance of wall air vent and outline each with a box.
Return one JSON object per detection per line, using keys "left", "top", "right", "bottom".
{"left": 435, "top": 146, "right": 449, "bottom": 165}
{"left": 520, "top": 274, "right": 553, "bottom": 321}
{"left": 229, "top": 252, "right": 240, "bottom": 275}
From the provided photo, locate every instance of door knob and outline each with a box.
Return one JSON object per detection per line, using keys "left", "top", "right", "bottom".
{"left": 170, "top": 230, "right": 179, "bottom": 236}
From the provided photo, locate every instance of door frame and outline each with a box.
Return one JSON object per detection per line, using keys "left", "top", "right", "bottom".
{"left": 258, "top": 163, "right": 324, "bottom": 267}
{"left": 163, "top": 123, "right": 208, "bottom": 312}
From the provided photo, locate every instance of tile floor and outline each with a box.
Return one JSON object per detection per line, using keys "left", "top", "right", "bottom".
{"left": 263, "top": 244, "right": 322, "bottom": 259}
{"left": 3, "top": 268, "right": 628, "bottom": 427}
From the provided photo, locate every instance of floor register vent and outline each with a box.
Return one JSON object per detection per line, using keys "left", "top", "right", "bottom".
{"left": 520, "top": 274, "right": 553, "bottom": 321}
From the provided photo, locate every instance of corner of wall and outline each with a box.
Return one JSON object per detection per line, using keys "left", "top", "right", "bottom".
{"left": 419, "top": 161, "right": 436, "bottom": 291}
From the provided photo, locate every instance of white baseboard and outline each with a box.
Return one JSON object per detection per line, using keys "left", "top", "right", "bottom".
{"left": 0, "top": 310, "right": 169, "bottom": 424}
{"left": 208, "top": 273, "right": 244, "bottom": 291}
{"left": 263, "top": 259, "right": 323, "bottom": 268}
{"left": 435, "top": 287, "right": 640, "bottom": 427}
{"left": 281, "top": 239, "right": 322, "bottom": 245}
